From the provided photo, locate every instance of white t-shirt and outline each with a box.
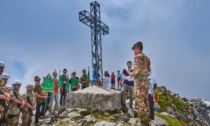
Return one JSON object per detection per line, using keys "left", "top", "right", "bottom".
{"left": 103, "top": 76, "right": 110, "bottom": 89}
{"left": 148, "top": 75, "right": 157, "bottom": 94}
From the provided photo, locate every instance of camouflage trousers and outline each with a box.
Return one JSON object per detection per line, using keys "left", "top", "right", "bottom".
{"left": 21, "top": 111, "right": 32, "bottom": 126}
{"left": 0, "top": 111, "right": 4, "bottom": 126}
{"left": 134, "top": 78, "right": 150, "bottom": 125}
{"left": 7, "top": 114, "right": 19, "bottom": 126}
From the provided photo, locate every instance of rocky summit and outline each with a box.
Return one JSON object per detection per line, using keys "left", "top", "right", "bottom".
{"left": 32, "top": 85, "right": 210, "bottom": 126}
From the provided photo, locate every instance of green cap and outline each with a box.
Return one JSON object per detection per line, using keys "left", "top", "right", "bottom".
{"left": 132, "top": 41, "right": 143, "bottom": 50}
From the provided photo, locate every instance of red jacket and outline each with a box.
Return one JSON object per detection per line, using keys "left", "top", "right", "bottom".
{"left": 54, "top": 78, "right": 59, "bottom": 93}
{"left": 111, "top": 74, "right": 115, "bottom": 80}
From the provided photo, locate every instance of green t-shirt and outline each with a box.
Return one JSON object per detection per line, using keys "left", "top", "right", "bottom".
{"left": 33, "top": 85, "right": 45, "bottom": 104}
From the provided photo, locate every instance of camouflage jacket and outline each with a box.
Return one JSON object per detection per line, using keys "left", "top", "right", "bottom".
{"left": 22, "top": 91, "right": 35, "bottom": 112}
{"left": 0, "top": 85, "right": 10, "bottom": 112}
{"left": 133, "top": 52, "right": 151, "bottom": 80}
{"left": 7, "top": 90, "right": 22, "bottom": 115}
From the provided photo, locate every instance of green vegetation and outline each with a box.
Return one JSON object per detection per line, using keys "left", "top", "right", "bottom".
{"left": 154, "top": 87, "right": 208, "bottom": 125}
{"left": 155, "top": 112, "right": 185, "bottom": 126}
{"left": 155, "top": 88, "right": 189, "bottom": 114}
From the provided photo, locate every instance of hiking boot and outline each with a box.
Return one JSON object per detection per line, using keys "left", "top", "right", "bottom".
{"left": 128, "top": 108, "right": 134, "bottom": 117}
{"left": 122, "top": 104, "right": 128, "bottom": 113}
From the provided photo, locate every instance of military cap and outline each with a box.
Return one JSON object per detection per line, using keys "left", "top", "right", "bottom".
{"left": 12, "top": 80, "right": 22, "bottom": 86}
{"left": 0, "top": 73, "right": 9, "bottom": 79}
{"left": 0, "top": 61, "right": 5, "bottom": 68}
{"left": 25, "top": 83, "right": 34, "bottom": 89}
{"left": 34, "top": 76, "right": 41, "bottom": 81}
{"left": 132, "top": 41, "right": 143, "bottom": 50}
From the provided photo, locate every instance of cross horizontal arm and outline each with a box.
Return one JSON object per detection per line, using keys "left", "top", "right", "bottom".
{"left": 79, "top": 10, "right": 109, "bottom": 35}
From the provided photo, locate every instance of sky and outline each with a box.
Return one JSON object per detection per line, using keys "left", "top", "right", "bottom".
{"left": 0, "top": 0, "right": 210, "bottom": 100}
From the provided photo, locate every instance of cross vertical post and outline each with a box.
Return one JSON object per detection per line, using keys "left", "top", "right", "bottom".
{"left": 79, "top": 1, "right": 109, "bottom": 85}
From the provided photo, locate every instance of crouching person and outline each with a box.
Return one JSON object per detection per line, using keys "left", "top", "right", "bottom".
{"left": 22, "top": 84, "right": 36, "bottom": 126}
{"left": 7, "top": 80, "right": 25, "bottom": 126}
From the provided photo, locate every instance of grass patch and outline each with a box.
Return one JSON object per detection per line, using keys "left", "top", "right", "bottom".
{"left": 59, "top": 121, "right": 68, "bottom": 126}
{"left": 155, "top": 112, "right": 185, "bottom": 126}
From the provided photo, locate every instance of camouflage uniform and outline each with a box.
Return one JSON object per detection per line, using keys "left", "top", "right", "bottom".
{"left": 21, "top": 91, "right": 35, "bottom": 126}
{"left": 0, "top": 73, "right": 10, "bottom": 126}
{"left": 7, "top": 90, "right": 22, "bottom": 126}
{"left": 0, "top": 85, "right": 10, "bottom": 126}
{"left": 133, "top": 52, "right": 151, "bottom": 125}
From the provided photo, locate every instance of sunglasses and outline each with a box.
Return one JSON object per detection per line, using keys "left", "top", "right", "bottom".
{"left": 36, "top": 79, "right": 41, "bottom": 82}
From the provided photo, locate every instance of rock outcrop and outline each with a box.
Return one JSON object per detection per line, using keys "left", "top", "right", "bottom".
{"left": 66, "top": 85, "right": 122, "bottom": 111}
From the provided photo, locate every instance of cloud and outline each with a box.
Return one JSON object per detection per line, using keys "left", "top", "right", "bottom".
{"left": 0, "top": 0, "right": 210, "bottom": 100}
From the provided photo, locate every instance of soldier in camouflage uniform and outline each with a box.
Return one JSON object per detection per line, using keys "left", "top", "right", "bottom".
{"left": 129, "top": 42, "right": 151, "bottom": 126}
{"left": 21, "top": 84, "right": 36, "bottom": 126}
{"left": 0, "top": 73, "right": 10, "bottom": 126}
{"left": 80, "top": 69, "right": 90, "bottom": 89}
{"left": 7, "top": 81, "right": 25, "bottom": 126}
{"left": 0, "top": 61, "right": 5, "bottom": 75}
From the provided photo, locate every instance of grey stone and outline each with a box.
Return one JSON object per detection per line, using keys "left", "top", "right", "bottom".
{"left": 59, "top": 111, "right": 68, "bottom": 118}
{"left": 122, "top": 115, "right": 130, "bottom": 122}
{"left": 154, "top": 103, "right": 160, "bottom": 112}
{"left": 66, "top": 86, "right": 121, "bottom": 111}
{"left": 68, "top": 112, "right": 83, "bottom": 120}
{"left": 79, "top": 108, "right": 90, "bottom": 116}
{"left": 94, "top": 121, "right": 116, "bottom": 126}
{"left": 116, "top": 123, "right": 124, "bottom": 126}
{"left": 129, "top": 118, "right": 139, "bottom": 125}
{"left": 84, "top": 115, "right": 96, "bottom": 123}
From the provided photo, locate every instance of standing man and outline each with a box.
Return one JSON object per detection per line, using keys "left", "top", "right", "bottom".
{"left": 80, "top": 69, "right": 90, "bottom": 89}
{"left": 45, "top": 74, "right": 52, "bottom": 113}
{"left": 129, "top": 42, "right": 151, "bottom": 126}
{"left": 49, "top": 71, "right": 59, "bottom": 112}
{"left": 117, "top": 70, "right": 122, "bottom": 89}
{"left": 22, "top": 84, "right": 36, "bottom": 126}
{"left": 0, "top": 73, "right": 10, "bottom": 126}
{"left": 70, "top": 71, "right": 79, "bottom": 91}
{"left": 33, "top": 76, "right": 48, "bottom": 126}
{"left": 148, "top": 73, "right": 157, "bottom": 122}
{"left": 111, "top": 72, "right": 116, "bottom": 89}
{"left": 121, "top": 61, "right": 134, "bottom": 113}
{"left": 7, "top": 80, "right": 25, "bottom": 126}
{"left": 0, "top": 61, "right": 5, "bottom": 75}
{"left": 59, "top": 68, "right": 69, "bottom": 106}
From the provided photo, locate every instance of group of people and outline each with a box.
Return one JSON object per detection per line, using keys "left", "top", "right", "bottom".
{"left": 0, "top": 41, "right": 157, "bottom": 126}
{"left": 120, "top": 60, "right": 157, "bottom": 124}
{"left": 0, "top": 63, "right": 91, "bottom": 126}
{"left": 101, "top": 70, "right": 123, "bottom": 90}
{"left": 0, "top": 62, "right": 35, "bottom": 126}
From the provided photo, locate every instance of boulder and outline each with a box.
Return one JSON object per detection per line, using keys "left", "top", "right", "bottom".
{"left": 66, "top": 85, "right": 121, "bottom": 111}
